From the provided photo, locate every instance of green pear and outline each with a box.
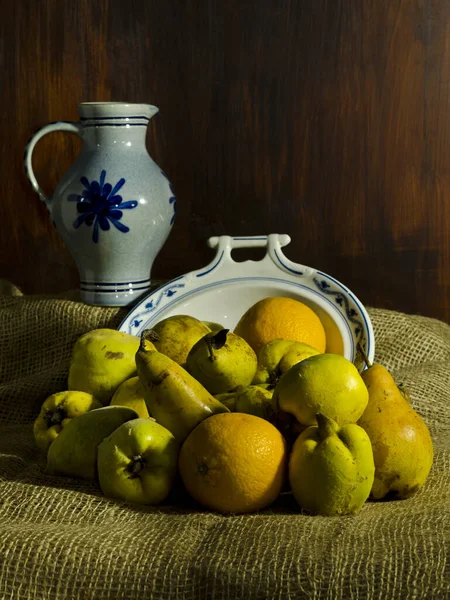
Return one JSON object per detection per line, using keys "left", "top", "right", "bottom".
{"left": 47, "top": 406, "right": 138, "bottom": 480}
{"left": 358, "top": 346, "right": 434, "bottom": 499}
{"left": 147, "top": 315, "right": 211, "bottom": 367}
{"left": 185, "top": 329, "right": 258, "bottom": 395}
{"left": 254, "top": 383, "right": 275, "bottom": 390}
{"left": 289, "top": 413, "right": 375, "bottom": 515}
{"left": 110, "top": 376, "right": 150, "bottom": 418}
{"left": 202, "top": 321, "right": 225, "bottom": 333}
{"left": 214, "top": 392, "right": 237, "bottom": 411}
{"left": 273, "top": 353, "right": 369, "bottom": 427}
{"left": 135, "top": 336, "right": 229, "bottom": 443}
{"left": 215, "top": 385, "right": 275, "bottom": 422}
{"left": 234, "top": 385, "right": 274, "bottom": 421}
{"left": 253, "top": 339, "right": 321, "bottom": 386}
{"left": 98, "top": 418, "right": 178, "bottom": 505}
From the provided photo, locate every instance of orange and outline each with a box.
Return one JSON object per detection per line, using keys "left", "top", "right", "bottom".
{"left": 234, "top": 296, "right": 326, "bottom": 354}
{"left": 178, "top": 412, "right": 287, "bottom": 514}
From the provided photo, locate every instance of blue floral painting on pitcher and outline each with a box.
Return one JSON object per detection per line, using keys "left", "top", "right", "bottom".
{"left": 68, "top": 170, "right": 138, "bottom": 243}
{"left": 161, "top": 170, "right": 176, "bottom": 225}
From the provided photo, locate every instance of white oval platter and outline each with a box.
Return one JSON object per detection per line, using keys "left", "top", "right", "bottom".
{"left": 118, "top": 234, "right": 375, "bottom": 368}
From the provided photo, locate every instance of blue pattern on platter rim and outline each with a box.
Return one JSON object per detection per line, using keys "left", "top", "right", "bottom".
{"left": 120, "top": 275, "right": 367, "bottom": 359}
{"left": 118, "top": 234, "right": 373, "bottom": 367}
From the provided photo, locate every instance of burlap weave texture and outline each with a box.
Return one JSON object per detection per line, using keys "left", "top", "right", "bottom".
{"left": 0, "top": 286, "right": 449, "bottom": 599}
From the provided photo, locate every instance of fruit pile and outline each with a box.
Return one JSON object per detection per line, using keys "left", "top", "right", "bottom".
{"left": 33, "top": 297, "right": 434, "bottom": 516}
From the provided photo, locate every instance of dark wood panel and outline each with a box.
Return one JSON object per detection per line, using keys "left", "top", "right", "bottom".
{"left": 1, "top": 0, "right": 450, "bottom": 322}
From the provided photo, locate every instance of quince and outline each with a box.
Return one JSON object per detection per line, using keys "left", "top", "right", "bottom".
{"left": 273, "top": 353, "right": 368, "bottom": 426}
{"left": 33, "top": 390, "right": 102, "bottom": 453}
{"left": 98, "top": 418, "right": 178, "bottom": 504}
{"left": 68, "top": 328, "right": 149, "bottom": 405}
{"left": 47, "top": 405, "right": 138, "bottom": 480}
{"left": 289, "top": 413, "right": 375, "bottom": 515}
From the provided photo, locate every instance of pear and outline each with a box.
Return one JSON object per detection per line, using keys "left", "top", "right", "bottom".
{"left": 47, "top": 406, "right": 138, "bottom": 480}
{"left": 235, "top": 385, "right": 275, "bottom": 421}
{"left": 68, "top": 328, "right": 152, "bottom": 405}
{"left": 146, "top": 315, "right": 211, "bottom": 367}
{"left": 254, "top": 382, "right": 275, "bottom": 391}
{"left": 110, "top": 376, "right": 150, "bottom": 419}
{"left": 135, "top": 334, "right": 229, "bottom": 443}
{"left": 272, "top": 353, "right": 369, "bottom": 426}
{"left": 214, "top": 392, "right": 237, "bottom": 411}
{"left": 253, "top": 338, "right": 321, "bottom": 386}
{"left": 185, "top": 329, "right": 258, "bottom": 395}
{"left": 357, "top": 345, "right": 434, "bottom": 500}
{"left": 289, "top": 413, "right": 375, "bottom": 515}
{"left": 202, "top": 321, "right": 225, "bottom": 333}
{"left": 215, "top": 385, "right": 275, "bottom": 422}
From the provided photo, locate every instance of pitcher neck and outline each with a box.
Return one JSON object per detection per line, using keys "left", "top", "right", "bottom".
{"left": 77, "top": 102, "right": 158, "bottom": 150}
{"left": 80, "top": 121, "right": 148, "bottom": 149}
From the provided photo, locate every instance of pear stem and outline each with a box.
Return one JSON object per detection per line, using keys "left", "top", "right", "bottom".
{"left": 316, "top": 413, "right": 339, "bottom": 439}
{"left": 357, "top": 342, "right": 372, "bottom": 369}
{"left": 139, "top": 329, "right": 159, "bottom": 351}
{"left": 205, "top": 336, "right": 216, "bottom": 362}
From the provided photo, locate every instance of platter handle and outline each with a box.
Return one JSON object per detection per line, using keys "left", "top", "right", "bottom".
{"left": 203, "top": 234, "right": 312, "bottom": 278}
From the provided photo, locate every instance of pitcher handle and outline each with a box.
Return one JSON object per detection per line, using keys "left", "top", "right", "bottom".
{"left": 24, "top": 121, "right": 82, "bottom": 211}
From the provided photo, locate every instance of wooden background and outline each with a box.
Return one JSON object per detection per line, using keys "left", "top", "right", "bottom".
{"left": 2, "top": 0, "right": 450, "bottom": 322}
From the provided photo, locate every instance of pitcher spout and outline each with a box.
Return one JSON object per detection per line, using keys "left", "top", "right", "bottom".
{"left": 78, "top": 102, "right": 159, "bottom": 123}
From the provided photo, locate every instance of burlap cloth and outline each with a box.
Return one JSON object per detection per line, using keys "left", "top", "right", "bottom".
{"left": 1, "top": 281, "right": 449, "bottom": 599}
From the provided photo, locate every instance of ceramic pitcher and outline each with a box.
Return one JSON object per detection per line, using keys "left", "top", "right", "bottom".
{"left": 24, "top": 102, "right": 176, "bottom": 306}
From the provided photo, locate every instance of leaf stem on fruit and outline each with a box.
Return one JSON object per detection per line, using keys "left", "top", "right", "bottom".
{"left": 211, "top": 329, "right": 229, "bottom": 350}
{"left": 357, "top": 342, "right": 372, "bottom": 369}
{"left": 205, "top": 329, "right": 229, "bottom": 361}
{"left": 140, "top": 329, "right": 159, "bottom": 351}
{"left": 205, "top": 335, "right": 216, "bottom": 362}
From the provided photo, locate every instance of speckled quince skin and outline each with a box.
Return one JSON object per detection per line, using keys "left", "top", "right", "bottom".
{"left": 68, "top": 328, "right": 152, "bottom": 405}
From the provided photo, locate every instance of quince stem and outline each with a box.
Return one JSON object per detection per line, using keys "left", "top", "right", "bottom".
{"left": 128, "top": 455, "right": 146, "bottom": 478}
{"left": 43, "top": 407, "right": 65, "bottom": 428}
